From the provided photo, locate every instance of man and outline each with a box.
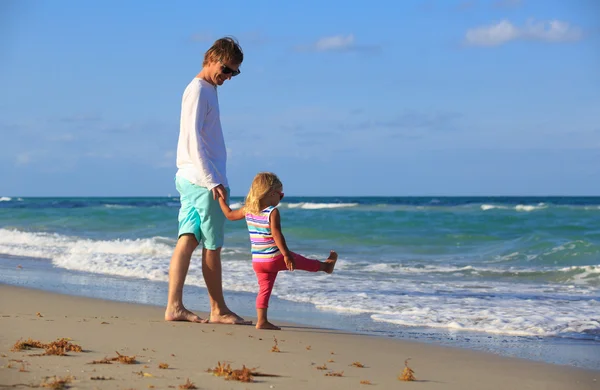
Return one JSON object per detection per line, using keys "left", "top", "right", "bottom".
{"left": 165, "top": 37, "right": 249, "bottom": 325}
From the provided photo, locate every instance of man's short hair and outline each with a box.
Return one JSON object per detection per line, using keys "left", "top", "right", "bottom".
{"left": 203, "top": 36, "right": 244, "bottom": 67}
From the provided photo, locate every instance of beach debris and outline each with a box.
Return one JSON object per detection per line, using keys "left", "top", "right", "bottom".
{"left": 325, "top": 371, "right": 344, "bottom": 377}
{"left": 100, "top": 321, "right": 109, "bottom": 324}
{"left": 115, "top": 351, "right": 137, "bottom": 364}
{"left": 178, "top": 378, "right": 197, "bottom": 389}
{"left": 305, "top": 345, "right": 312, "bottom": 350}
{"left": 328, "top": 359, "right": 335, "bottom": 363}
{"left": 351, "top": 361, "right": 365, "bottom": 368}
{"left": 207, "top": 361, "right": 280, "bottom": 383}
{"left": 316, "top": 364, "right": 328, "bottom": 370}
{"left": 399, "top": 358, "right": 416, "bottom": 381}
{"left": 36, "top": 312, "right": 43, "bottom": 317}
{"left": 88, "top": 357, "right": 112, "bottom": 364}
{"left": 40, "top": 375, "right": 74, "bottom": 389}
{"left": 17, "top": 265, "right": 23, "bottom": 269}
{"left": 360, "top": 380, "right": 372, "bottom": 385}
{"left": 171, "top": 353, "right": 176, "bottom": 357}
{"left": 88, "top": 351, "right": 137, "bottom": 365}
{"left": 330, "top": 351, "right": 335, "bottom": 355}
{"left": 270, "top": 336, "right": 280, "bottom": 352}
{"left": 19, "top": 362, "right": 28, "bottom": 372}
{"left": 135, "top": 370, "right": 153, "bottom": 377}
{"left": 159, "top": 362, "right": 169, "bottom": 369}
{"left": 11, "top": 338, "right": 45, "bottom": 351}
{"left": 11, "top": 338, "right": 82, "bottom": 356}
{"left": 90, "top": 376, "right": 113, "bottom": 380}
{"left": 207, "top": 361, "right": 253, "bottom": 382}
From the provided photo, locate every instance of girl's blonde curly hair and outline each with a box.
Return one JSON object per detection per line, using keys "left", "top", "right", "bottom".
{"left": 244, "top": 172, "right": 282, "bottom": 214}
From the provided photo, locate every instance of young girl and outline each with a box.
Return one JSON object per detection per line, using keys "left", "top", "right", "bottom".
{"left": 218, "top": 172, "right": 337, "bottom": 330}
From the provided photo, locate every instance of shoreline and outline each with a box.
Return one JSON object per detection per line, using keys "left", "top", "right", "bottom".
{"left": 1, "top": 252, "right": 599, "bottom": 372}
{"left": 1, "top": 284, "right": 598, "bottom": 389}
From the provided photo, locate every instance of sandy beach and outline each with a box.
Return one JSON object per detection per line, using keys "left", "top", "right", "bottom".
{"left": 0, "top": 284, "right": 597, "bottom": 389}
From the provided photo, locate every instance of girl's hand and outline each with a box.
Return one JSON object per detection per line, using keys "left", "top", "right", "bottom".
{"left": 284, "top": 254, "right": 296, "bottom": 271}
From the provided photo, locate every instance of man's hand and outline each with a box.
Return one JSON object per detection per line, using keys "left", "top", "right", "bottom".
{"left": 212, "top": 184, "right": 226, "bottom": 200}
{"left": 283, "top": 254, "right": 296, "bottom": 271}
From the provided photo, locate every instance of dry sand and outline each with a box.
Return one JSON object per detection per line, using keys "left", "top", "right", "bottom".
{"left": 0, "top": 284, "right": 597, "bottom": 389}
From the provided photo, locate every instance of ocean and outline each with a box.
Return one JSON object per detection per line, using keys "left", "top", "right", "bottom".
{"left": 1, "top": 196, "right": 599, "bottom": 369}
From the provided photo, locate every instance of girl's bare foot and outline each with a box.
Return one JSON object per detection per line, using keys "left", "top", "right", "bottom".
{"left": 256, "top": 321, "right": 281, "bottom": 330}
{"left": 324, "top": 250, "right": 338, "bottom": 274}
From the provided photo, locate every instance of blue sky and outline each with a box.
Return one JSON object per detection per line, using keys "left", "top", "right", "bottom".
{"left": 1, "top": 0, "right": 598, "bottom": 196}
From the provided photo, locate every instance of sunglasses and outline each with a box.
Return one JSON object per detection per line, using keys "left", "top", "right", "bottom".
{"left": 274, "top": 190, "right": 284, "bottom": 200}
{"left": 220, "top": 62, "right": 241, "bottom": 77}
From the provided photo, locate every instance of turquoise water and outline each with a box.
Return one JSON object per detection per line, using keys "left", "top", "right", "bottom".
{"left": 1, "top": 196, "right": 599, "bottom": 368}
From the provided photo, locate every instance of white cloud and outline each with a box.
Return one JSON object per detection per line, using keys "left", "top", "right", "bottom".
{"left": 465, "top": 19, "right": 583, "bottom": 47}
{"left": 296, "top": 34, "right": 380, "bottom": 52}
{"left": 314, "top": 34, "right": 356, "bottom": 51}
{"left": 16, "top": 153, "right": 32, "bottom": 166}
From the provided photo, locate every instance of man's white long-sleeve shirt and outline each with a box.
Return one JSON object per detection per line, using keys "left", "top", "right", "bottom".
{"left": 175, "top": 78, "right": 228, "bottom": 190}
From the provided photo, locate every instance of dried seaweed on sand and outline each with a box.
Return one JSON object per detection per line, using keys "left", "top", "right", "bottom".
{"left": 178, "top": 378, "right": 197, "bottom": 389}
{"left": 40, "top": 375, "right": 73, "bottom": 389}
{"left": 207, "top": 361, "right": 280, "bottom": 383}
{"left": 11, "top": 338, "right": 82, "bottom": 356}
{"left": 399, "top": 358, "right": 416, "bottom": 381}
{"left": 87, "top": 351, "right": 137, "bottom": 365}
{"left": 270, "top": 336, "right": 280, "bottom": 352}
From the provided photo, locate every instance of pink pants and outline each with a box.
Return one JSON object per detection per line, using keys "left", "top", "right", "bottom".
{"left": 252, "top": 252, "right": 321, "bottom": 309}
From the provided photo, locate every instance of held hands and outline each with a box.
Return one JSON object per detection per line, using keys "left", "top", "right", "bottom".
{"left": 212, "top": 184, "right": 226, "bottom": 200}
{"left": 283, "top": 254, "right": 296, "bottom": 271}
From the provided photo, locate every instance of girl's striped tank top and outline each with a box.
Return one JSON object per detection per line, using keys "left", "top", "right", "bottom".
{"left": 245, "top": 206, "right": 281, "bottom": 262}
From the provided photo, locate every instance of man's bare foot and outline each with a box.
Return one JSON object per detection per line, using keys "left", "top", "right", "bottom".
{"left": 165, "top": 306, "right": 207, "bottom": 323}
{"left": 256, "top": 321, "right": 281, "bottom": 330}
{"left": 324, "top": 250, "right": 338, "bottom": 274}
{"left": 209, "top": 311, "right": 253, "bottom": 325}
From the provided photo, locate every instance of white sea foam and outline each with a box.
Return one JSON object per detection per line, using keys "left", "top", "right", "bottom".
{"left": 481, "top": 204, "right": 509, "bottom": 211}
{"left": 0, "top": 197, "right": 11, "bottom": 202}
{"left": 0, "top": 228, "right": 598, "bottom": 339}
{"left": 286, "top": 202, "right": 358, "bottom": 209}
{"left": 229, "top": 202, "right": 243, "bottom": 209}
{"left": 559, "top": 265, "right": 600, "bottom": 285}
{"left": 515, "top": 203, "right": 546, "bottom": 212}
{"left": 370, "top": 300, "right": 600, "bottom": 337}
{"left": 359, "top": 262, "right": 597, "bottom": 279}
{"left": 481, "top": 203, "right": 547, "bottom": 212}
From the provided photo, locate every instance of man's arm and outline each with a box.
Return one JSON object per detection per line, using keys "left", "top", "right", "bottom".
{"left": 269, "top": 208, "right": 295, "bottom": 271}
{"left": 217, "top": 196, "right": 245, "bottom": 221}
{"left": 187, "top": 87, "right": 223, "bottom": 198}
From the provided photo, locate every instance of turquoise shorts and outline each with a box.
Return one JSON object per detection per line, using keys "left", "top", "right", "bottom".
{"left": 175, "top": 176, "right": 229, "bottom": 250}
